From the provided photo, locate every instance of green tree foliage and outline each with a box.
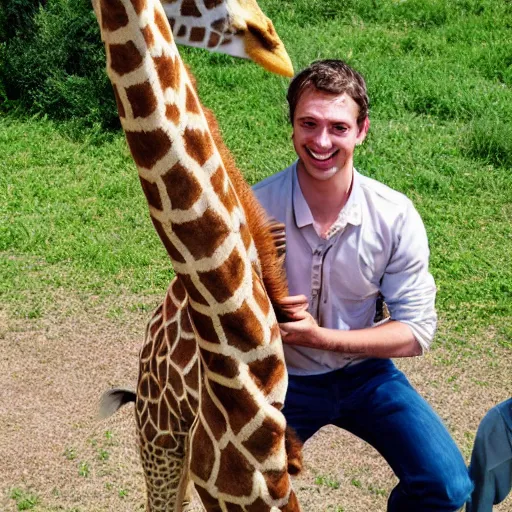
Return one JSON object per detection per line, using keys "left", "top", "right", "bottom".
{"left": 0, "top": 0, "right": 119, "bottom": 129}
{"left": 0, "top": 0, "right": 43, "bottom": 42}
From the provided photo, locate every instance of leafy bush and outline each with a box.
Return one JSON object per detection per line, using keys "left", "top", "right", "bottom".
{"left": 0, "top": 0, "right": 119, "bottom": 129}
{"left": 0, "top": 0, "right": 42, "bottom": 42}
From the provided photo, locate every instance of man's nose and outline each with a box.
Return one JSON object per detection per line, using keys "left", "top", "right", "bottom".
{"left": 314, "top": 128, "right": 331, "bottom": 148}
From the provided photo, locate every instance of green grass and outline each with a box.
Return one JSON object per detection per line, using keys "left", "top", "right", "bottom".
{"left": 1, "top": 0, "right": 511, "bottom": 348}
{"left": 10, "top": 488, "right": 40, "bottom": 511}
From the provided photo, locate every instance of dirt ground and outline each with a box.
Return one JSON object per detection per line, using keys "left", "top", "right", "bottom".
{"left": 1, "top": 293, "right": 511, "bottom": 512}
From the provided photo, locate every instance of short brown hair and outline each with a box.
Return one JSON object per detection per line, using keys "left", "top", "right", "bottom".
{"left": 287, "top": 60, "right": 369, "bottom": 126}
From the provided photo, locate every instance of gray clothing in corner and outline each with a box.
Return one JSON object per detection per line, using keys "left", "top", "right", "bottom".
{"left": 466, "top": 398, "right": 512, "bottom": 512}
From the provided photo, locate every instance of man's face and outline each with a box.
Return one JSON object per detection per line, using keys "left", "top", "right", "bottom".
{"left": 292, "top": 88, "right": 368, "bottom": 183}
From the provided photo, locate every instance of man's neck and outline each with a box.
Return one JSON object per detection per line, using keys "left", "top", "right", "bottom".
{"left": 297, "top": 160, "right": 354, "bottom": 234}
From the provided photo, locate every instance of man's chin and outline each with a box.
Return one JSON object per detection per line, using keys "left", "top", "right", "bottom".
{"left": 300, "top": 163, "right": 339, "bottom": 182}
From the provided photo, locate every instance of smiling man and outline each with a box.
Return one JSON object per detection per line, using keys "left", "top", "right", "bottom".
{"left": 253, "top": 60, "right": 472, "bottom": 511}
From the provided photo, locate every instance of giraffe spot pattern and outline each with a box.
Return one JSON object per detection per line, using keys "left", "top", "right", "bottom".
{"left": 126, "top": 80, "right": 157, "bottom": 118}
{"left": 185, "top": 85, "right": 200, "bottom": 114}
{"left": 200, "top": 390, "right": 227, "bottom": 441}
{"left": 183, "top": 127, "right": 214, "bottom": 167}
{"left": 154, "top": 6, "right": 173, "bottom": 42}
{"left": 154, "top": 54, "right": 181, "bottom": 91}
{"left": 156, "top": 331, "right": 170, "bottom": 359}
{"left": 215, "top": 441, "right": 255, "bottom": 496}
{"left": 157, "top": 358, "right": 169, "bottom": 385}
{"left": 126, "top": 128, "right": 171, "bottom": 169}
{"left": 246, "top": 497, "right": 271, "bottom": 512}
{"left": 164, "top": 388, "right": 181, "bottom": 417}
{"left": 165, "top": 103, "right": 180, "bottom": 124}
{"left": 140, "top": 333, "right": 156, "bottom": 361}
{"left": 248, "top": 355, "right": 286, "bottom": 398}
{"left": 210, "top": 166, "right": 238, "bottom": 213}
{"left": 129, "top": 0, "right": 146, "bottom": 15}
{"left": 139, "top": 373, "right": 151, "bottom": 399}
{"left": 167, "top": 364, "right": 185, "bottom": 397}
{"left": 162, "top": 161, "right": 203, "bottom": 210}
{"left": 219, "top": 300, "right": 265, "bottom": 353}
{"left": 177, "top": 24, "right": 187, "bottom": 37}
{"left": 151, "top": 217, "right": 186, "bottom": 263}
{"left": 148, "top": 400, "right": 159, "bottom": 424}
{"left": 170, "top": 333, "right": 197, "bottom": 371}
{"left": 139, "top": 176, "right": 163, "bottom": 211}
{"left": 169, "top": 277, "right": 187, "bottom": 302}
{"left": 190, "top": 26, "right": 206, "bottom": 43}
{"left": 100, "top": 0, "right": 128, "bottom": 32}
{"left": 172, "top": 208, "right": 229, "bottom": 260}
{"left": 240, "top": 222, "right": 252, "bottom": 252}
{"left": 143, "top": 418, "right": 159, "bottom": 442}
{"left": 112, "top": 84, "right": 125, "bottom": 118}
{"left": 136, "top": 395, "right": 145, "bottom": 416}
{"left": 253, "top": 273, "right": 271, "bottom": 316}
{"left": 208, "top": 382, "right": 260, "bottom": 435}
{"left": 197, "top": 247, "right": 245, "bottom": 304}
{"left": 181, "top": 0, "right": 201, "bottom": 17}
{"left": 142, "top": 25, "right": 155, "bottom": 48}
{"left": 158, "top": 398, "right": 171, "bottom": 431}
{"left": 109, "top": 40, "right": 143, "bottom": 76}
{"left": 204, "top": 0, "right": 223, "bottom": 8}
{"left": 242, "top": 417, "right": 284, "bottom": 463}
{"left": 176, "top": 273, "right": 209, "bottom": 306}
{"left": 211, "top": 18, "right": 229, "bottom": 32}
{"left": 190, "top": 422, "right": 215, "bottom": 481}
{"left": 168, "top": 17, "right": 176, "bottom": 31}
{"left": 162, "top": 314, "right": 179, "bottom": 344}
{"left": 188, "top": 308, "right": 221, "bottom": 344}
{"left": 154, "top": 432, "right": 179, "bottom": 449}
{"left": 207, "top": 31, "right": 221, "bottom": 48}
{"left": 203, "top": 351, "right": 239, "bottom": 379}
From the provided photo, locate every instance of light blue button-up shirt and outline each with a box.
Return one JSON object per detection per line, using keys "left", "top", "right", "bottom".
{"left": 253, "top": 161, "right": 437, "bottom": 375}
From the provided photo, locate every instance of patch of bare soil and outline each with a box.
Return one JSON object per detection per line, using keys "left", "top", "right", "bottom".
{"left": 1, "top": 296, "right": 511, "bottom": 512}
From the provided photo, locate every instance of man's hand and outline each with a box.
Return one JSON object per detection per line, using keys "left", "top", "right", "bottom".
{"left": 279, "top": 308, "right": 326, "bottom": 348}
{"left": 274, "top": 294, "right": 309, "bottom": 323}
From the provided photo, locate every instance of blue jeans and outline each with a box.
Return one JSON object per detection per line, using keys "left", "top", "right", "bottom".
{"left": 283, "top": 358, "right": 472, "bottom": 511}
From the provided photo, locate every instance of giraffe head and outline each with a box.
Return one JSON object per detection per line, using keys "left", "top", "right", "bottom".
{"left": 92, "top": 0, "right": 293, "bottom": 76}
{"left": 164, "top": 0, "right": 294, "bottom": 76}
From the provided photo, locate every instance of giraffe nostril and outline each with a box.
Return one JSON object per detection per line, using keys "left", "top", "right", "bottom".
{"left": 246, "top": 23, "right": 278, "bottom": 51}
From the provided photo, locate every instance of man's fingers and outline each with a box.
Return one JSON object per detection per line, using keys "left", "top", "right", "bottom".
{"left": 277, "top": 295, "right": 309, "bottom": 306}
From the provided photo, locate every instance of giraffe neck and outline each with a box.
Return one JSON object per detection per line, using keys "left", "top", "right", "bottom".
{"left": 98, "top": 0, "right": 286, "bottom": 361}
{"left": 101, "top": 1, "right": 252, "bottom": 267}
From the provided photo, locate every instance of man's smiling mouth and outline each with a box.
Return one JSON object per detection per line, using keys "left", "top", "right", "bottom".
{"left": 306, "top": 148, "right": 339, "bottom": 161}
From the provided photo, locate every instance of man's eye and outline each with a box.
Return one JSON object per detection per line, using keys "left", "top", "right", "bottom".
{"left": 334, "top": 125, "right": 347, "bottom": 132}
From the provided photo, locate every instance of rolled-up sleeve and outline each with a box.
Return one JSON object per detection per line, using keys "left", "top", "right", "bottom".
{"left": 380, "top": 201, "right": 437, "bottom": 351}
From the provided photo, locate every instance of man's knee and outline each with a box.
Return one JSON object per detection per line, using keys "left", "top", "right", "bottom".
{"left": 392, "top": 460, "right": 473, "bottom": 511}
{"left": 428, "top": 462, "right": 473, "bottom": 511}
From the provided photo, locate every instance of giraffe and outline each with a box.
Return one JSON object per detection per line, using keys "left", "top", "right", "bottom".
{"left": 93, "top": 0, "right": 303, "bottom": 510}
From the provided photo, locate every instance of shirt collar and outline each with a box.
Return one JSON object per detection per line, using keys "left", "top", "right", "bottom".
{"left": 292, "top": 162, "right": 363, "bottom": 238}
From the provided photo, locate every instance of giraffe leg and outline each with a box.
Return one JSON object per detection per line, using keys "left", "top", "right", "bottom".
{"left": 134, "top": 278, "right": 201, "bottom": 512}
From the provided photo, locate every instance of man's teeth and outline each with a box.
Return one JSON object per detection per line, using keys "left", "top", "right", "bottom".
{"left": 308, "top": 149, "right": 336, "bottom": 161}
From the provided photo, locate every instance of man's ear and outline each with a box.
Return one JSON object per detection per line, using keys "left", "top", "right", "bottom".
{"left": 357, "top": 116, "right": 370, "bottom": 143}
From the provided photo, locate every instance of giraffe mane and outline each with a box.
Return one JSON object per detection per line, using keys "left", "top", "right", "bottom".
{"left": 203, "top": 106, "right": 289, "bottom": 302}
{"left": 185, "top": 69, "right": 289, "bottom": 308}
